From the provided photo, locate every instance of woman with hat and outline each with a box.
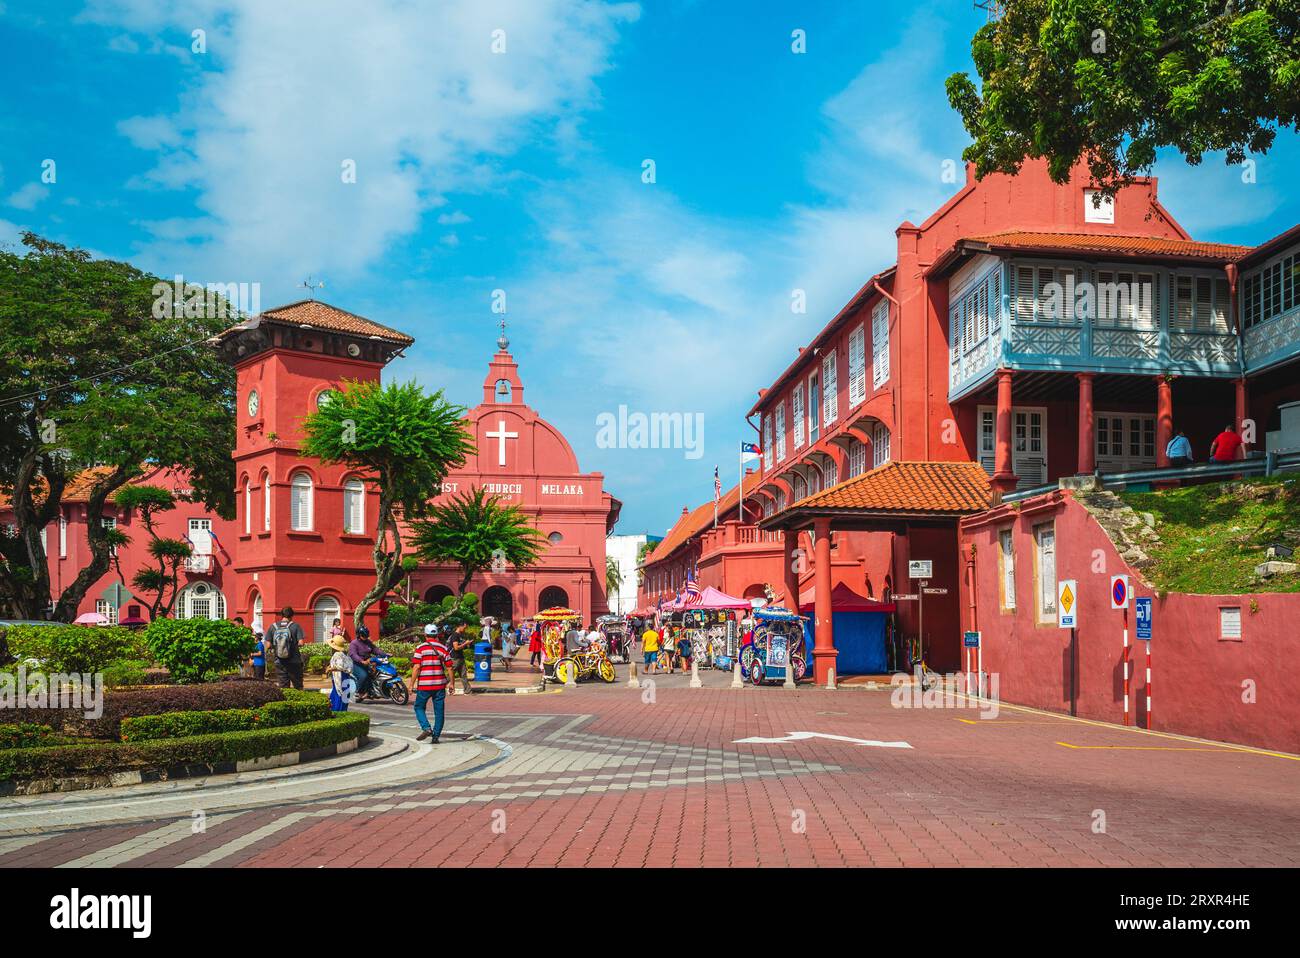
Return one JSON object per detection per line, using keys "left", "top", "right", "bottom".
{"left": 326, "top": 635, "right": 355, "bottom": 711}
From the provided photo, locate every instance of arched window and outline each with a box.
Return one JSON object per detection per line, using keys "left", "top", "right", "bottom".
{"left": 252, "top": 592, "right": 263, "bottom": 633}
{"left": 262, "top": 471, "right": 271, "bottom": 531}
{"left": 872, "top": 422, "right": 892, "bottom": 468}
{"left": 242, "top": 477, "right": 252, "bottom": 535}
{"left": 849, "top": 439, "right": 868, "bottom": 478}
{"left": 792, "top": 474, "right": 807, "bottom": 501}
{"left": 343, "top": 478, "right": 365, "bottom": 534}
{"left": 177, "top": 582, "right": 226, "bottom": 620}
{"left": 290, "top": 471, "right": 313, "bottom": 531}
{"left": 313, "top": 594, "right": 341, "bottom": 643}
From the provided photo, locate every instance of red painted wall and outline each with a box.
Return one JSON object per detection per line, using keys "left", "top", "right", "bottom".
{"left": 962, "top": 492, "right": 1300, "bottom": 753}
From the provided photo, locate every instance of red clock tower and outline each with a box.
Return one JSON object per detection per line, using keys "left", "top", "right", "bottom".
{"left": 215, "top": 300, "right": 413, "bottom": 641}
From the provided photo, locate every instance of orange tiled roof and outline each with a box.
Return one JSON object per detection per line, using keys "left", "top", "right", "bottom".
{"left": 0, "top": 466, "right": 124, "bottom": 510}
{"left": 259, "top": 300, "right": 415, "bottom": 345}
{"left": 964, "top": 231, "right": 1250, "bottom": 263}
{"left": 788, "top": 460, "right": 992, "bottom": 515}
{"left": 642, "top": 481, "right": 745, "bottom": 566}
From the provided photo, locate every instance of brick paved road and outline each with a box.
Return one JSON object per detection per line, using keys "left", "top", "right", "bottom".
{"left": 3, "top": 675, "right": 1297, "bottom": 867}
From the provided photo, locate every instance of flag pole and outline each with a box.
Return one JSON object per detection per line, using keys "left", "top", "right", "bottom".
{"left": 739, "top": 443, "right": 744, "bottom": 524}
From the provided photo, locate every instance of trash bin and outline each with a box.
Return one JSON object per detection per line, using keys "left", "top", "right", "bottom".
{"left": 474, "top": 641, "right": 492, "bottom": 682}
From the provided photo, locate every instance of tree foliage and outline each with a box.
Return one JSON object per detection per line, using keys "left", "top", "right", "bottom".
{"left": 410, "top": 487, "right": 546, "bottom": 595}
{"left": 300, "top": 379, "right": 474, "bottom": 629}
{"left": 0, "top": 233, "right": 237, "bottom": 620}
{"left": 142, "top": 617, "right": 253, "bottom": 684}
{"left": 110, "top": 485, "right": 192, "bottom": 621}
{"left": 946, "top": 1, "right": 1300, "bottom": 195}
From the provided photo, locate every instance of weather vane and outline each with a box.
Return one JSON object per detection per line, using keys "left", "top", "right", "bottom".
{"left": 497, "top": 313, "right": 509, "bottom": 351}
{"left": 300, "top": 276, "right": 326, "bottom": 300}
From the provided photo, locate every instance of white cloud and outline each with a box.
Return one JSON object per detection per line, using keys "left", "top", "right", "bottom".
{"left": 6, "top": 183, "right": 49, "bottom": 211}
{"left": 85, "top": 0, "right": 640, "bottom": 284}
{"left": 437, "top": 211, "right": 472, "bottom": 225}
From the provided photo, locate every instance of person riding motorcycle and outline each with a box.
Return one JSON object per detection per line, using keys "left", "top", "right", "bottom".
{"left": 348, "top": 625, "right": 384, "bottom": 699}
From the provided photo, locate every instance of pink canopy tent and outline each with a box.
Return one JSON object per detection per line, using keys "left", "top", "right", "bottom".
{"left": 796, "top": 582, "right": 897, "bottom": 614}
{"left": 676, "top": 586, "right": 752, "bottom": 611}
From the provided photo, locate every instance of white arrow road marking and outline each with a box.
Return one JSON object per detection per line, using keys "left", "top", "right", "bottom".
{"left": 732, "top": 731, "right": 913, "bottom": 749}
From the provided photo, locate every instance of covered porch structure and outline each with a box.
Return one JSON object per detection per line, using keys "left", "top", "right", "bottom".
{"left": 757, "top": 461, "right": 992, "bottom": 683}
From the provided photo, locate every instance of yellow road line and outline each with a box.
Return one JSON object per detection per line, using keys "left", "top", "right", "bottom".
{"left": 956, "top": 719, "right": 1071, "bottom": 726}
{"left": 1056, "top": 742, "right": 1244, "bottom": 752}
{"left": 938, "top": 691, "right": 1300, "bottom": 762}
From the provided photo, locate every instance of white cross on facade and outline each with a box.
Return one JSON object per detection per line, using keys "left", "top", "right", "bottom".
{"left": 485, "top": 419, "right": 518, "bottom": 466}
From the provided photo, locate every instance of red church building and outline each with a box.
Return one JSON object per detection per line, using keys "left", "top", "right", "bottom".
{"left": 7, "top": 301, "right": 617, "bottom": 637}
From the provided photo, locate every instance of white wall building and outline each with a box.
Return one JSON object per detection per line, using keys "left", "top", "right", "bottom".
{"left": 605, "top": 533, "right": 660, "bottom": 615}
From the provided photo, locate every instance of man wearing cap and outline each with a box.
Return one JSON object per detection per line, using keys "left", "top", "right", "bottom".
{"left": 411, "top": 624, "right": 455, "bottom": 743}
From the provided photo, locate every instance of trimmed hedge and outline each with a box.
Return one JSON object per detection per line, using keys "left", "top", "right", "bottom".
{"left": 3, "top": 624, "right": 144, "bottom": 674}
{"left": 2, "top": 680, "right": 284, "bottom": 740}
{"left": 119, "top": 697, "right": 331, "bottom": 742}
{"left": 0, "top": 723, "right": 62, "bottom": 750}
{"left": 0, "top": 712, "right": 370, "bottom": 783}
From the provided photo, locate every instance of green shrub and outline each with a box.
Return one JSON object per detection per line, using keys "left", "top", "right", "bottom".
{"left": 0, "top": 723, "right": 61, "bottom": 749}
{"left": 119, "top": 697, "right": 332, "bottom": 742}
{"left": 143, "top": 618, "right": 254, "bottom": 683}
{"left": 3, "top": 624, "right": 142, "bottom": 674}
{"left": 306, "top": 654, "right": 329, "bottom": 675}
{"left": 3, "top": 680, "right": 284, "bottom": 740}
{"left": 0, "top": 712, "right": 370, "bottom": 782}
{"left": 102, "top": 659, "right": 150, "bottom": 687}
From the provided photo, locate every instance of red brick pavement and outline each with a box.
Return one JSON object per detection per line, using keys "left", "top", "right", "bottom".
{"left": 4, "top": 683, "right": 1298, "bottom": 867}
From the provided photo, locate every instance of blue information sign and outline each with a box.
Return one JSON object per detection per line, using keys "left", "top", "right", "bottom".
{"left": 1135, "top": 597, "right": 1152, "bottom": 641}
{"left": 963, "top": 631, "right": 980, "bottom": 648}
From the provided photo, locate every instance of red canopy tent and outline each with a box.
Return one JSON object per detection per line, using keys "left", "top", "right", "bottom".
{"left": 797, "top": 582, "right": 897, "bottom": 614}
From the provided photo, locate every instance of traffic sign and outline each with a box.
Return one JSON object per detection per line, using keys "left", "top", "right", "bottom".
{"left": 923, "top": 587, "right": 948, "bottom": 595}
{"left": 1058, "top": 579, "right": 1078, "bottom": 628}
{"left": 908, "top": 560, "right": 933, "bottom": 579}
{"left": 963, "top": 631, "right": 980, "bottom": 648}
{"left": 1135, "top": 596, "right": 1152, "bottom": 641}
{"left": 1110, "top": 575, "right": 1130, "bottom": 610}
{"left": 892, "top": 593, "right": 919, "bottom": 601}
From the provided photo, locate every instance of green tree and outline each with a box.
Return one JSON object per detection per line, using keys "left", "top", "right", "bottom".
{"left": 143, "top": 617, "right": 253, "bottom": 683}
{"left": 300, "top": 379, "right": 474, "bottom": 630}
{"left": 110, "top": 485, "right": 193, "bottom": 621}
{"left": 606, "top": 556, "right": 623, "bottom": 598}
{"left": 946, "top": 1, "right": 1300, "bottom": 196}
{"left": 0, "top": 233, "right": 237, "bottom": 621}
{"left": 410, "top": 488, "right": 545, "bottom": 595}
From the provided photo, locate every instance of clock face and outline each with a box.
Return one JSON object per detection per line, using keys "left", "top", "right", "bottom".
{"left": 247, "top": 389, "right": 259, "bottom": 417}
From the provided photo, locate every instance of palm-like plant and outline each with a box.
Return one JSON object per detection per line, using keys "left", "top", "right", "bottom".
{"left": 606, "top": 557, "right": 623, "bottom": 598}
{"left": 410, "top": 488, "right": 545, "bottom": 595}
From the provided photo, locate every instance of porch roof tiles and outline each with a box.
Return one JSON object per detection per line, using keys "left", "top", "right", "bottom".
{"left": 782, "top": 460, "right": 992, "bottom": 517}
{"left": 957, "top": 230, "right": 1251, "bottom": 266}
{"left": 251, "top": 300, "right": 414, "bottom": 346}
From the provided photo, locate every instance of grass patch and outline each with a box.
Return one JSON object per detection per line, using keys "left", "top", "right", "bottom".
{"left": 1119, "top": 476, "right": 1300, "bottom": 594}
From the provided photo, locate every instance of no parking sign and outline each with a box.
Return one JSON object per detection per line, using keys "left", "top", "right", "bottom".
{"left": 1110, "top": 575, "right": 1130, "bottom": 610}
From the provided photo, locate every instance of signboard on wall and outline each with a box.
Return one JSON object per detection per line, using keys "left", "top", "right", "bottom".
{"left": 1058, "top": 580, "right": 1078, "bottom": 629}
{"left": 1135, "top": 597, "right": 1152, "bottom": 641}
{"left": 908, "top": 560, "right": 933, "bottom": 579}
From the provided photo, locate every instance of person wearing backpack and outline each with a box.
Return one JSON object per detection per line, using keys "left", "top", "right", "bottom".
{"left": 269, "top": 607, "right": 306, "bottom": 689}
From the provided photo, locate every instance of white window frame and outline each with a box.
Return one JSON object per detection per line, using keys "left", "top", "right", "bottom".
{"left": 1034, "top": 523, "right": 1057, "bottom": 624}
{"left": 774, "top": 401, "right": 787, "bottom": 462}
{"left": 822, "top": 349, "right": 839, "bottom": 426}
{"left": 792, "top": 383, "right": 805, "bottom": 449}
{"left": 59, "top": 515, "right": 67, "bottom": 557}
{"left": 977, "top": 404, "right": 1048, "bottom": 488}
{"left": 96, "top": 599, "right": 118, "bottom": 625}
{"left": 243, "top": 481, "right": 252, "bottom": 535}
{"left": 871, "top": 299, "right": 890, "bottom": 389}
{"left": 871, "top": 421, "right": 891, "bottom": 468}
{"left": 848, "top": 323, "right": 867, "bottom": 406}
{"left": 102, "top": 516, "right": 117, "bottom": 557}
{"left": 807, "top": 371, "right": 820, "bottom": 443}
{"left": 998, "top": 528, "right": 1016, "bottom": 612}
{"left": 290, "top": 471, "right": 314, "bottom": 531}
{"left": 762, "top": 415, "right": 774, "bottom": 470}
{"left": 313, "top": 595, "right": 342, "bottom": 643}
{"left": 848, "top": 439, "right": 867, "bottom": 478}
{"left": 343, "top": 478, "right": 365, "bottom": 534}
{"left": 1083, "top": 189, "right": 1114, "bottom": 224}
{"left": 1096, "top": 412, "right": 1157, "bottom": 472}
{"left": 262, "top": 473, "right": 272, "bottom": 531}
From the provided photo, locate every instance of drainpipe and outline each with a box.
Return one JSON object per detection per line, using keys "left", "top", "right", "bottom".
{"left": 875, "top": 284, "right": 905, "bottom": 458}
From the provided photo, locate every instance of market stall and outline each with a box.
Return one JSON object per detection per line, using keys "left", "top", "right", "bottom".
{"left": 677, "top": 586, "right": 752, "bottom": 670}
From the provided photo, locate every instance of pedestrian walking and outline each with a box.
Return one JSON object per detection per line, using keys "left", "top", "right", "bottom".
{"left": 268, "top": 607, "right": 305, "bottom": 689}
{"left": 411, "top": 624, "right": 454, "bottom": 743}
{"left": 641, "top": 624, "right": 660, "bottom": 674}
{"left": 248, "top": 628, "right": 267, "bottom": 680}
{"left": 326, "top": 635, "right": 354, "bottom": 711}
{"left": 448, "top": 622, "right": 474, "bottom": 694}
{"left": 1210, "top": 423, "right": 1244, "bottom": 462}
{"left": 528, "top": 624, "right": 544, "bottom": 671}
{"left": 1165, "top": 429, "right": 1193, "bottom": 467}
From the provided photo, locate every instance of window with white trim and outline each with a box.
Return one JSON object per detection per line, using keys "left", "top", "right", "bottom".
{"left": 290, "top": 471, "right": 314, "bottom": 531}
{"left": 1172, "top": 274, "right": 1231, "bottom": 334}
{"left": 1095, "top": 269, "right": 1157, "bottom": 329}
{"left": 871, "top": 300, "right": 890, "bottom": 389}
{"left": 96, "top": 599, "right": 118, "bottom": 625}
{"left": 1034, "top": 523, "right": 1057, "bottom": 623}
{"left": 102, "top": 517, "right": 117, "bottom": 557}
{"left": 313, "top": 594, "right": 342, "bottom": 643}
{"left": 243, "top": 480, "right": 252, "bottom": 534}
{"left": 762, "top": 415, "right": 774, "bottom": 470}
{"left": 59, "top": 515, "right": 67, "bottom": 557}
{"left": 343, "top": 478, "right": 365, "bottom": 534}
{"left": 807, "top": 372, "right": 820, "bottom": 442}
{"left": 774, "top": 402, "right": 787, "bottom": 462}
{"left": 871, "top": 421, "right": 891, "bottom": 468}
{"left": 822, "top": 350, "right": 838, "bottom": 426}
{"left": 792, "top": 383, "right": 805, "bottom": 449}
{"left": 262, "top": 472, "right": 271, "bottom": 531}
{"left": 998, "top": 528, "right": 1016, "bottom": 611}
{"left": 848, "top": 324, "right": 866, "bottom": 406}
{"left": 1083, "top": 189, "right": 1114, "bottom": 224}
{"left": 848, "top": 439, "right": 867, "bottom": 478}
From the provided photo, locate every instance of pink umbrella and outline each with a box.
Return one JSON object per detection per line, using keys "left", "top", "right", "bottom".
{"left": 74, "top": 611, "right": 109, "bottom": 625}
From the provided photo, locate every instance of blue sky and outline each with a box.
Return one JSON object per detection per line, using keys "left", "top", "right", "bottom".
{"left": 3, "top": 0, "right": 1298, "bottom": 534}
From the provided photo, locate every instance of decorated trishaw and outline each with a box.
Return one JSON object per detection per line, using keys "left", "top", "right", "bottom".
{"left": 536, "top": 606, "right": 616, "bottom": 684}
{"left": 597, "top": 614, "right": 629, "bottom": 662}
{"left": 740, "top": 606, "right": 810, "bottom": 685}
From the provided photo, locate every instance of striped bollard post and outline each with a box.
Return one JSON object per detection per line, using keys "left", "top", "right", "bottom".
{"left": 627, "top": 658, "right": 640, "bottom": 689}
{"left": 1145, "top": 641, "right": 1152, "bottom": 730}
{"left": 1122, "top": 617, "right": 1130, "bottom": 727}
{"left": 730, "top": 660, "right": 742, "bottom": 689}
{"left": 689, "top": 658, "right": 702, "bottom": 688}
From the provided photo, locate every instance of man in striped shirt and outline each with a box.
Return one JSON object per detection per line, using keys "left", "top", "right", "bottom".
{"left": 411, "top": 623, "right": 454, "bottom": 743}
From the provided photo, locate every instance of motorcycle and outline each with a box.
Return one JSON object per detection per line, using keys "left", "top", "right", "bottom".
{"left": 355, "top": 654, "right": 409, "bottom": 705}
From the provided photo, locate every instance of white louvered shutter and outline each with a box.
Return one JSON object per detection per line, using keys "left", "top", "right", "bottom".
{"left": 822, "top": 349, "right": 838, "bottom": 425}
{"left": 848, "top": 325, "right": 866, "bottom": 405}
{"left": 792, "top": 384, "right": 805, "bottom": 448}
{"left": 775, "top": 402, "right": 786, "bottom": 462}
{"left": 872, "top": 300, "right": 890, "bottom": 389}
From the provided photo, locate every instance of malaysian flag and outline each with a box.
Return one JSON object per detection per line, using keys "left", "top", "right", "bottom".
{"left": 714, "top": 465, "right": 721, "bottom": 503}
{"left": 740, "top": 441, "right": 761, "bottom": 461}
